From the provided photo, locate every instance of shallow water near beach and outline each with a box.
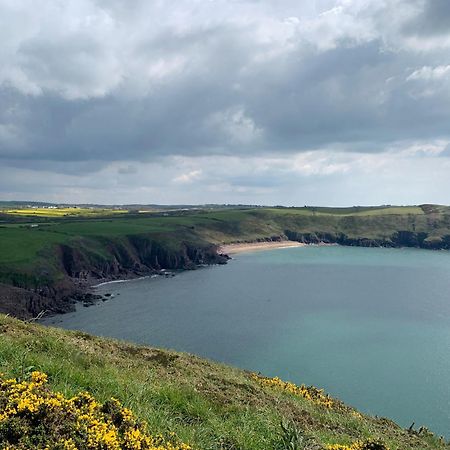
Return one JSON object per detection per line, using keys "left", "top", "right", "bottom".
{"left": 43, "top": 246, "right": 450, "bottom": 437}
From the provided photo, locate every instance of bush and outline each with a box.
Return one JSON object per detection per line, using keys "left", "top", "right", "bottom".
{"left": 0, "top": 371, "right": 190, "bottom": 450}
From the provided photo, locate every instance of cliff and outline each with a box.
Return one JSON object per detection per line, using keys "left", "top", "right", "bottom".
{"left": 0, "top": 235, "right": 228, "bottom": 319}
{"left": 284, "top": 229, "right": 450, "bottom": 249}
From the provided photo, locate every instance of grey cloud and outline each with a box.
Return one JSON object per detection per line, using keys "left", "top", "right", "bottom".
{"left": 403, "top": 0, "right": 450, "bottom": 37}
{"left": 19, "top": 36, "right": 121, "bottom": 100}
{"left": 225, "top": 175, "right": 287, "bottom": 189}
{"left": 2, "top": 31, "right": 450, "bottom": 168}
{"left": 439, "top": 144, "right": 450, "bottom": 157}
{"left": 118, "top": 165, "right": 138, "bottom": 174}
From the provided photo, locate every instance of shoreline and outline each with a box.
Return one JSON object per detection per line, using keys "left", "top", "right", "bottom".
{"left": 91, "top": 271, "right": 176, "bottom": 289}
{"left": 91, "top": 242, "right": 306, "bottom": 292}
{"left": 91, "top": 275, "right": 153, "bottom": 288}
{"left": 220, "top": 240, "right": 306, "bottom": 255}
{"left": 32, "top": 240, "right": 442, "bottom": 321}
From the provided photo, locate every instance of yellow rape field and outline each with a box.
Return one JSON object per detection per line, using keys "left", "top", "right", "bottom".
{"left": 5, "top": 207, "right": 129, "bottom": 217}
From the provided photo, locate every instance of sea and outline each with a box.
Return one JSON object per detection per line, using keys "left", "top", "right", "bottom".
{"left": 43, "top": 245, "right": 450, "bottom": 438}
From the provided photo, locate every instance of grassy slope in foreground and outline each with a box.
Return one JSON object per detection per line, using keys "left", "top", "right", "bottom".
{"left": 0, "top": 315, "right": 447, "bottom": 450}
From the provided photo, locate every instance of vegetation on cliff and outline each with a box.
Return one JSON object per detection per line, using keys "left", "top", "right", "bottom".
{"left": 1, "top": 204, "right": 450, "bottom": 318}
{"left": 0, "top": 315, "right": 447, "bottom": 449}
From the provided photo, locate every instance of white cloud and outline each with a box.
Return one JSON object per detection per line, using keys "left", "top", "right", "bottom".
{"left": 397, "top": 140, "right": 450, "bottom": 157}
{"left": 207, "top": 107, "right": 263, "bottom": 145}
{"left": 173, "top": 169, "right": 203, "bottom": 184}
{"left": 407, "top": 65, "right": 450, "bottom": 81}
{"left": 405, "top": 65, "right": 450, "bottom": 98}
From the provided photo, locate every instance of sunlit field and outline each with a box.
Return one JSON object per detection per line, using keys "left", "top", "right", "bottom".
{"left": 4, "top": 207, "right": 129, "bottom": 217}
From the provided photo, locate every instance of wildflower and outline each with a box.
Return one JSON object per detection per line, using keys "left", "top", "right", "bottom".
{"left": 252, "top": 373, "right": 334, "bottom": 408}
{"left": 326, "top": 440, "right": 389, "bottom": 450}
{"left": 0, "top": 371, "right": 191, "bottom": 450}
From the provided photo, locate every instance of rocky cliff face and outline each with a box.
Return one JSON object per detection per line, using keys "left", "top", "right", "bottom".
{"left": 59, "top": 237, "right": 228, "bottom": 279}
{"left": 0, "top": 280, "right": 77, "bottom": 319}
{"left": 0, "top": 237, "right": 228, "bottom": 319}
{"left": 284, "top": 229, "right": 450, "bottom": 249}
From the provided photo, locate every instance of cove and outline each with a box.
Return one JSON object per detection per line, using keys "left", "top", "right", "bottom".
{"left": 43, "top": 245, "right": 450, "bottom": 438}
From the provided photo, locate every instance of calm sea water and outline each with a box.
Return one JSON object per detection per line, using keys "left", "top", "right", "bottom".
{"left": 43, "top": 246, "right": 450, "bottom": 437}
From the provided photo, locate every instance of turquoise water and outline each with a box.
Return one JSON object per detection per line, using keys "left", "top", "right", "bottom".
{"left": 43, "top": 246, "right": 450, "bottom": 437}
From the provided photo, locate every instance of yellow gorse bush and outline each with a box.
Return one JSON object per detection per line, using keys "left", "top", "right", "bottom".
{"left": 326, "top": 441, "right": 389, "bottom": 450}
{"left": 252, "top": 375, "right": 389, "bottom": 449}
{"left": 0, "top": 371, "right": 191, "bottom": 450}
{"left": 251, "top": 373, "right": 334, "bottom": 408}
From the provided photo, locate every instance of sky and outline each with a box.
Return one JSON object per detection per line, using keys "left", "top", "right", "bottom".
{"left": 1, "top": 0, "right": 450, "bottom": 206}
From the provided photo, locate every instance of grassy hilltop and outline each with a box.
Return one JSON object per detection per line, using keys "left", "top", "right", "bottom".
{"left": 1, "top": 204, "right": 450, "bottom": 317}
{"left": 0, "top": 314, "right": 448, "bottom": 449}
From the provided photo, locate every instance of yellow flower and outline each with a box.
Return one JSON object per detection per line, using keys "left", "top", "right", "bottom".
{"left": 31, "top": 371, "right": 48, "bottom": 385}
{"left": 63, "top": 438, "right": 78, "bottom": 450}
{"left": 326, "top": 441, "right": 389, "bottom": 450}
{"left": 0, "top": 371, "right": 192, "bottom": 450}
{"left": 121, "top": 407, "right": 134, "bottom": 423}
{"left": 252, "top": 373, "right": 334, "bottom": 408}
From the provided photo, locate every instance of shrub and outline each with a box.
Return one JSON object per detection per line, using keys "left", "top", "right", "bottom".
{"left": 0, "top": 371, "right": 190, "bottom": 450}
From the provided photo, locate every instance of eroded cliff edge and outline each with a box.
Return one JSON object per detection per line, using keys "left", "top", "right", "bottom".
{"left": 0, "top": 236, "right": 228, "bottom": 319}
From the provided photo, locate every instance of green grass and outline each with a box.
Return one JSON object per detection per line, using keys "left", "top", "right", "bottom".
{"left": 0, "top": 315, "right": 446, "bottom": 449}
{"left": 43, "top": 219, "right": 174, "bottom": 236}
{"left": 257, "top": 206, "right": 424, "bottom": 216}
{"left": 0, "top": 227, "right": 68, "bottom": 264}
{"left": 349, "top": 206, "right": 424, "bottom": 216}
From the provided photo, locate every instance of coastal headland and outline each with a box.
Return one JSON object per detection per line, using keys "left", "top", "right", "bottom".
{"left": 1, "top": 203, "right": 450, "bottom": 318}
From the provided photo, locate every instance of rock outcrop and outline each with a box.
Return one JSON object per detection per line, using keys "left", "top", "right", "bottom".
{"left": 284, "top": 229, "right": 450, "bottom": 249}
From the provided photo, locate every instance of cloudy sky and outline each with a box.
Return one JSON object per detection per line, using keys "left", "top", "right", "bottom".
{"left": 1, "top": 0, "right": 450, "bottom": 206}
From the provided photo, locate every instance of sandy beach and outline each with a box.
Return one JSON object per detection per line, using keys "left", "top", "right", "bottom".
{"left": 219, "top": 240, "right": 305, "bottom": 255}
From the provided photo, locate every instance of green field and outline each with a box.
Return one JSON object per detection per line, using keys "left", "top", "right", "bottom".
{"left": 0, "top": 314, "right": 446, "bottom": 450}
{"left": 0, "top": 228, "right": 67, "bottom": 265}
{"left": 262, "top": 206, "right": 425, "bottom": 216}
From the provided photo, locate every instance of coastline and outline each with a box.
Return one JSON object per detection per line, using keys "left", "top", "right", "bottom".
{"left": 90, "top": 241, "right": 304, "bottom": 293}
{"left": 57, "top": 243, "right": 305, "bottom": 313}
{"left": 91, "top": 275, "right": 152, "bottom": 288}
{"left": 220, "top": 240, "right": 305, "bottom": 255}
{"left": 91, "top": 271, "right": 174, "bottom": 289}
